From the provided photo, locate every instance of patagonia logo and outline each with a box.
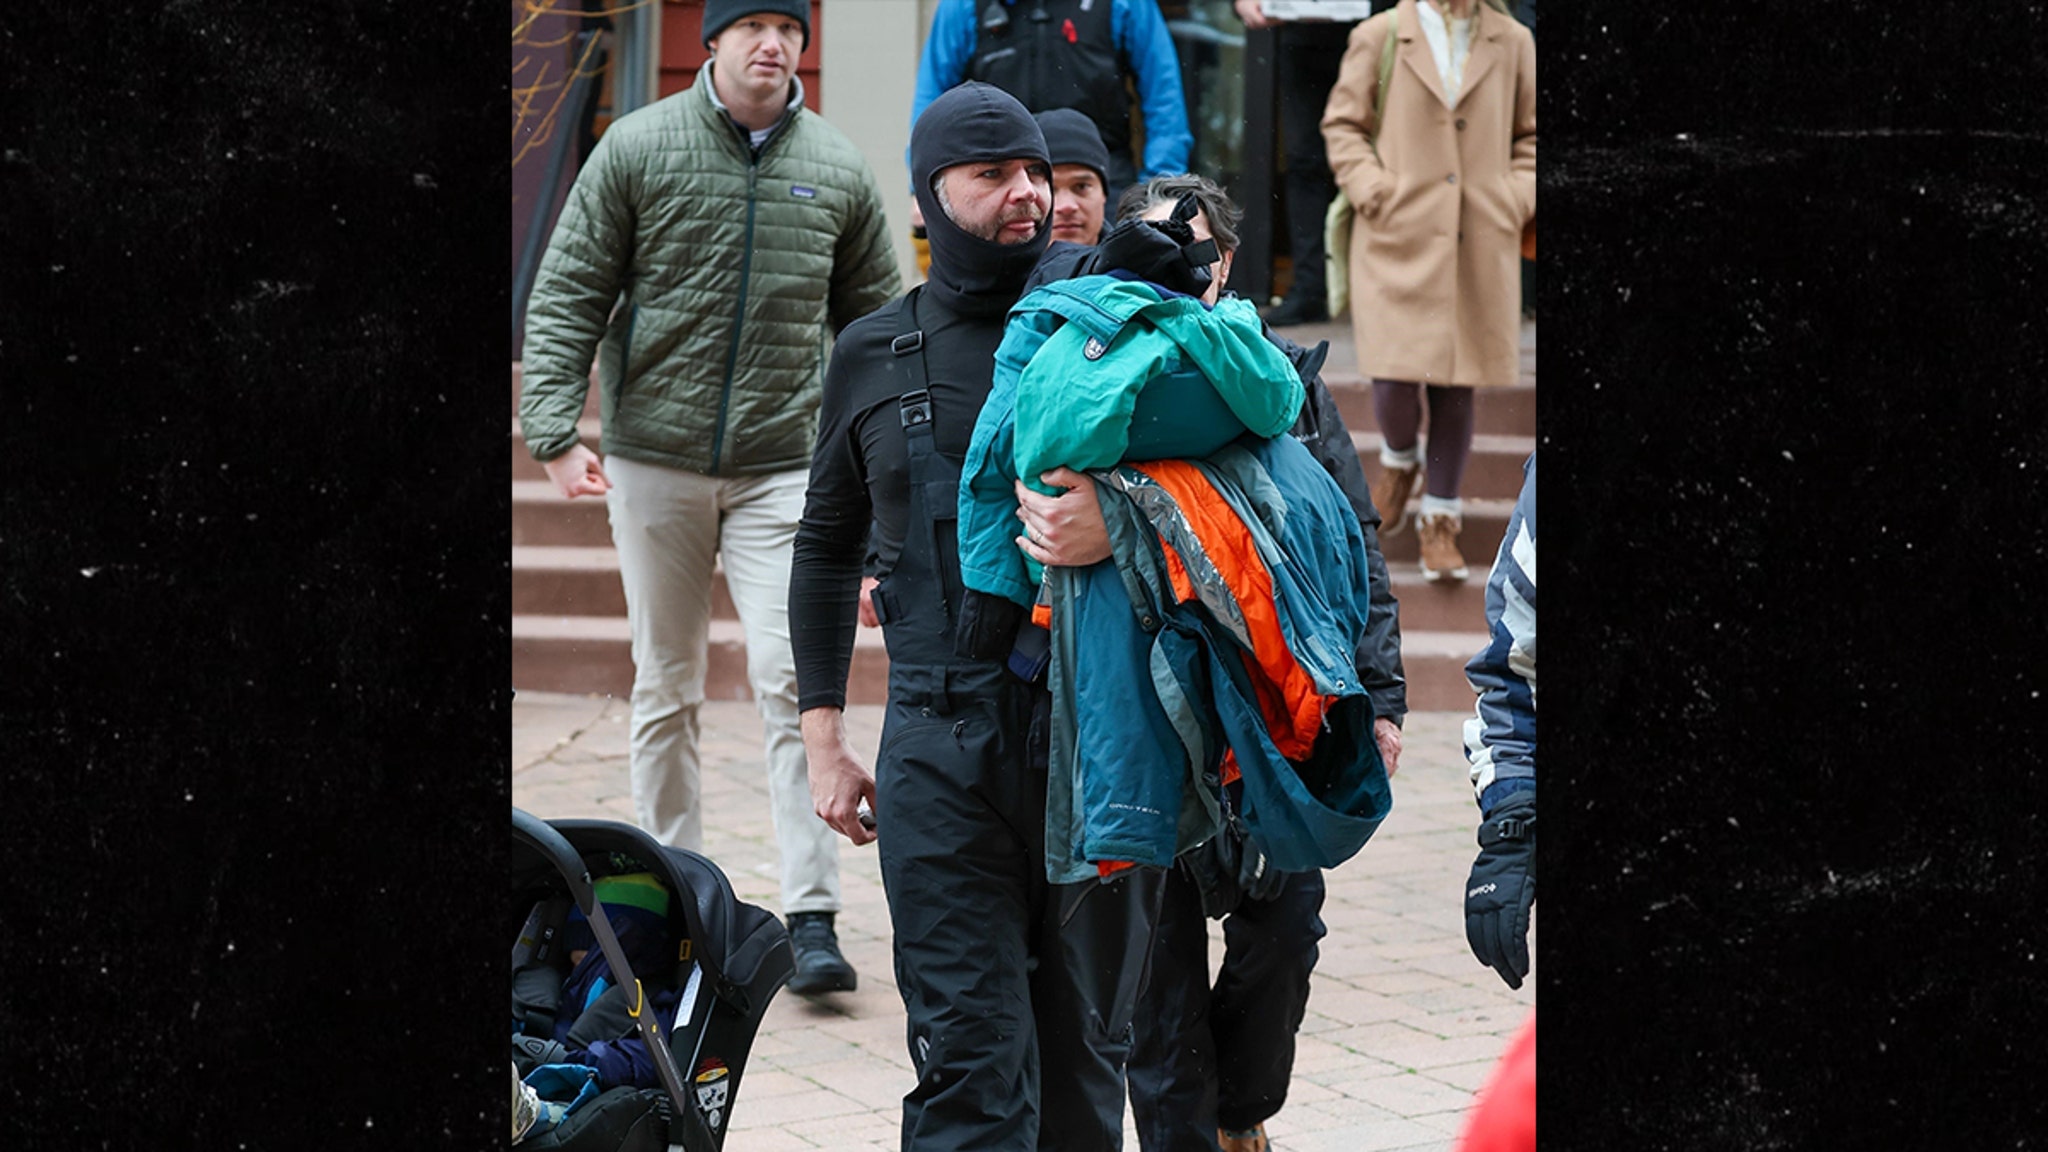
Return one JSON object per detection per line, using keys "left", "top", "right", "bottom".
{"left": 790, "top": 185, "right": 817, "bottom": 199}
{"left": 1083, "top": 336, "right": 1109, "bottom": 361}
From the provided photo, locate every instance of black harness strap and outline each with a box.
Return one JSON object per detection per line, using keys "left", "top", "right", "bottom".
{"left": 894, "top": 292, "right": 954, "bottom": 630}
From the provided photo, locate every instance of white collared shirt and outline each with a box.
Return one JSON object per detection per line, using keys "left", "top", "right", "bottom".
{"left": 1414, "top": 1, "right": 1476, "bottom": 103}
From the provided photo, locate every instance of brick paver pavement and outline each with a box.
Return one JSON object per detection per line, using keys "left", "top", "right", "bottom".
{"left": 513, "top": 693, "right": 1534, "bottom": 1151}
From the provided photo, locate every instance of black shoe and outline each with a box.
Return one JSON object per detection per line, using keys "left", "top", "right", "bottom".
{"left": 1263, "top": 294, "right": 1329, "bottom": 327}
{"left": 785, "top": 911, "right": 857, "bottom": 995}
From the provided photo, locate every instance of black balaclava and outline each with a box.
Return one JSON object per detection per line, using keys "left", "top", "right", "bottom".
{"left": 910, "top": 82, "right": 1051, "bottom": 317}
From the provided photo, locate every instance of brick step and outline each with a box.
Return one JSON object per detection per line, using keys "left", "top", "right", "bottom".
{"left": 512, "top": 615, "right": 1487, "bottom": 713}
{"left": 513, "top": 615, "right": 893, "bottom": 703}
{"left": 513, "top": 434, "right": 1525, "bottom": 550}
{"left": 1324, "top": 378, "right": 1533, "bottom": 439}
{"left": 511, "top": 321, "right": 1535, "bottom": 433}
{"left": 1391, "top": 630, "right": 1492, "bottom": 712}
{"left": 1387, "top": 569, "right": 1495, "bottom": 635}
{"left": 1352, "top": 432, "right": 1533, "bottom": 502}
{"left": 511, "top": 546, "right": 719, "bottom": 619}
{"left": 513, "top": 482, "right": 605, "bottom": 546}
{"left": 512, "top": 543, "right": 1495, "bottom": 635}
{"left": 508, "top": 385, "right": 1534, "bottom": 464}
{"left": 1378, "top": 498, "right": 1512, "bottom": 566}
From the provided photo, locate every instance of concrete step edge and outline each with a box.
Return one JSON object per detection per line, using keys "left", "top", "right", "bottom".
{"left": 513, "top": 614, "right": 1484, "bottom": 652}
{"left": 1350, "top": 431, "right": 1535, "bottom": 455}
{"left": 1321, "top": 375, "right": 1534, "bottom": 392}
{"left": 513, "top": 614, "right": 633, "bottom": 640}
{"left": 512, "top": 543, "right": 1479, "bottom": 585}
{"left": 513, "top": 480, "right": 576, "bottom": 504}
{"left": 513, "top": 545, "right": 619, "bottom": 569}
{"left": 512, "top": 545, "right": 1511, "bottom": 582}
{"left": 513, "top": 614, "right": 884, "bottom": 646}
{"left": 1390, "top": 630, "right": 1492, "bottom": 658}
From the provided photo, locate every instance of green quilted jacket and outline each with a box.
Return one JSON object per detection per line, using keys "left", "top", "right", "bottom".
{"left": 520, "top": 64, "right": 902, "bottom": 476}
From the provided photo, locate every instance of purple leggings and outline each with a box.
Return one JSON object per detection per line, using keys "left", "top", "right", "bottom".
{"left": 1372, "top": 380, "right": 1476, "bottom": 500}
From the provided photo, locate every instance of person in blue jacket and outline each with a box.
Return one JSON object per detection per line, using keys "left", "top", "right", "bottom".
{"left": 910, "top": 0, "right": 1192, "bottom": 203}
{"left": 1462, "top": 454, "right": 1535, "bottom": 990}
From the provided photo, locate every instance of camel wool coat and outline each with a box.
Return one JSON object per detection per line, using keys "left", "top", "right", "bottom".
{"left": 1322, "top": 0, "right": 1535, "bottom": 387}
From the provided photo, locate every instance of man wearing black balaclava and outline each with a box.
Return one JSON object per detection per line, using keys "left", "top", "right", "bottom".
{"left": 788, "top": 82, "right": 1165, "bottom": 1150}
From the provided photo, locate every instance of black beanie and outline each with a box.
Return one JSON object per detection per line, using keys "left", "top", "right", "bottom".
{"left": 911, "top": 82, "right": 1051, "bottom": 316}
{"left": 1033, "top": 109, "right": 1112, "bottom": 188}
{"left": 702, "top": 0, "right": 812, "bottom": 51}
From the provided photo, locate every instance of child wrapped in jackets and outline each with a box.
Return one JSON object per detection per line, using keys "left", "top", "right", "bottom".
{"left": 957, "top": 202, "right": 1392, "bottom": 883}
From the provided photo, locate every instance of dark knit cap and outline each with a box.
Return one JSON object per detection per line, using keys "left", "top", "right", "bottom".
{"left": 702, "top": 0, "right": 812, "bottom": 50}
{"left": 1033, "top": 109, "right": 1112, "bottom": 187}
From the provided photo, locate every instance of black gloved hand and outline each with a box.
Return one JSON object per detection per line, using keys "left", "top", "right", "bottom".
{"left": 1464, "top": 792, "right": 1536, "bottom": 989}
{"left": 1234, "top": 820, "right": 1286, "bottom": 905}
{"left": 1182, "top": 829, "right": 1244, "bottom": 919}
{"left": 512, "top": 1033, "right": 570, "bottom": 1075}
{"left": 1081, "top": 193, "right": 1218, "bottom": 298}
{"left": 1183, "top": 815, "right": 1286, "bottom": 919}
{"left": 954, "top": 587, "right": 1026, "bottom": 662}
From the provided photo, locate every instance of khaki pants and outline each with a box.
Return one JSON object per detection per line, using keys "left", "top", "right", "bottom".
{"left": 605, "top": 457, "right": 839, "bottom": 916}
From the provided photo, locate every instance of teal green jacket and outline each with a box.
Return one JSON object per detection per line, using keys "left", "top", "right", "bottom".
{"left": 960, "top": 275, "right": 1305, "bottom": 605}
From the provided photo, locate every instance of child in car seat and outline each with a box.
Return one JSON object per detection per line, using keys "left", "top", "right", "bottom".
{"left": 512, "top": 871, "right": 686, "bottom": 1093}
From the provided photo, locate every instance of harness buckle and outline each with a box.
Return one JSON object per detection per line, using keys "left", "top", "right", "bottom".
{"left": 899, "top": 389, "right": 934, "bottom": 429}
{"left": 890, "top": 331, "right": 925, "bottom": 356}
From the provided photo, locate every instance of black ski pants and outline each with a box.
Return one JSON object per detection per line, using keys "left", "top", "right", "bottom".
{"left": 877, "top": 660, "right": 1165, "bottom": 1151}
{"left": 1126, "top": 865, "right": 1326, "bottom": 1148}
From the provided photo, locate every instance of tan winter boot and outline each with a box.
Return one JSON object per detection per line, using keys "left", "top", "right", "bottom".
{"left": 1417, "top": 511, "right": 1469, "bottom": 583}
{"left": 1218, "top": 1124, "right": 1269, "bottom": 1152}
{"left": 1370, "top": 460, "right": 1423, "bottom": 536}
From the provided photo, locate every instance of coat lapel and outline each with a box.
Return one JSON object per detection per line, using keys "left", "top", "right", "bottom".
{"left": 1395, "top": 0, "right": 1452, "bottom": 112}
{"left": 1453, "top": 7, "right": 1506, "bottom": 110}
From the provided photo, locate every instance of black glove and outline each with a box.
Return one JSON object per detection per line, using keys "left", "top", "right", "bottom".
{"left": 1183, "top": 815, "right": 1286, "bottom": 919}
{"left": 511, "top": 1033, "right": 570, "bottom": 1075}
{"left": 1234, "top": 821, "right": 1286, "bottom": 905}
{"left": 1181, "top": 829, "right": 1243, "bottom": 919}
{"left": 1080, "top": 193, "right": 1219, "bottom": 298}
{"left": 954, "top": 588, "right": 1026, "bottom": 662}
{"left": 1464, "top": 792, "right": 1536, "bottom": 990}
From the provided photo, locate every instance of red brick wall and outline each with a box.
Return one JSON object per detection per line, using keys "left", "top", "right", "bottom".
{"left": 660, "top": 0, "right": 824, "bottom": 108}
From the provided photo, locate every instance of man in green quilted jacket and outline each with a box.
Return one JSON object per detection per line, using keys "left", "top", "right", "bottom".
{"left": 518, "top": 0, "right": 902, "bottom": 996}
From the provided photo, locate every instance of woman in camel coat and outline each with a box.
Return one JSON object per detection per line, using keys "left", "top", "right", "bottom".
{"left": 1322, "top": 0, "right": 1534, "bottom": 581}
